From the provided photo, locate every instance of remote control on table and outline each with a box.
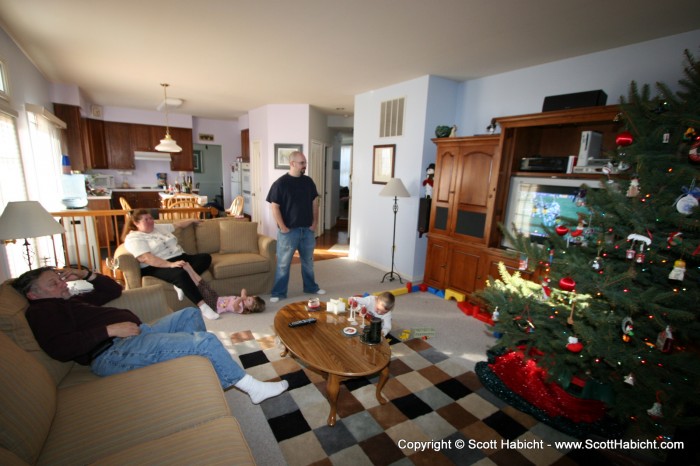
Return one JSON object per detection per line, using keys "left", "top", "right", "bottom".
{"left": 289, "top": 318, "right": 317, "bottom": 327}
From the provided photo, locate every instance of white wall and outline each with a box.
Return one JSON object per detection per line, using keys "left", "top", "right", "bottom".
{"left": 457, "top": 29, "right": 700, "bottom": 136}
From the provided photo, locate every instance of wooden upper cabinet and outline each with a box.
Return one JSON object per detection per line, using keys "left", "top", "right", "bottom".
{"left": 240, "top": 129, "right": 250, "bottom": 161}
{"left": 53, "top": 103, "right": 89, "bottom": 172}
{"left": 130, "top": 124, "right": 158, "bottom": 152}
{"left": 104, "top": 121, "right": 134, "bottom": 169}
{"left": 429, "top": 135, "right": 501, "bottom": 244}
{"left": 85, "top": 119, "right": 108, "bottom": 169}
{"left": 168, "top": 127, "right": 194, "bottom": 171}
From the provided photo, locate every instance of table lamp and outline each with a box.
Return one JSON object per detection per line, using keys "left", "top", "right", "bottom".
{"left": 0, "top": 201, "right": 66, "bottom": 269}
{"left": 378, "top": 178, "right": 410, "bottom": 283}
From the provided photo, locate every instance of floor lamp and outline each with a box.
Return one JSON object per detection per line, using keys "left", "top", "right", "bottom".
{"left": 0, "top": 201, "right": 66, "bottom": 269}
{"left": 379, "top": 178, "right": 410, "bottom": 283}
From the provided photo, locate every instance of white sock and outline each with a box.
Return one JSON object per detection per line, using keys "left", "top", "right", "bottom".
{"left": 234, "top": 374, "right": 289, "bottom": 404}
{"left": 174, "top": 285, "right": 185, "bottom": 301}
{"left": 199, "top": 302, "right": 220, "bottom": 320}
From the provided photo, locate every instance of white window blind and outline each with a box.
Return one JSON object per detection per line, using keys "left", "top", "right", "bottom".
{"left": 25, "top": 106, "right": 65, "bottom": 210}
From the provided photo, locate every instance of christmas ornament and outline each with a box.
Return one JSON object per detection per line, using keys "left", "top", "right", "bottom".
{"left": 667, "top": 231, "right": 683, "bottom": 247}
{"left": 514, "top": 316, "right": 535, "bottom": 333}
{"left": 566, "top": 336, "right": 583, "bottom": 353}
{"left": 559, "top": 277, "right": 576, "bottom": 292}
{"left": 626, "top": 176, "right": 640, "bottom": 197}
{"left": 621, "top": 317, "right": 634, "bottom": 342}
{"left": 555, "top": 225, "right": 569, "bottom": 236}
{"left": 656, "top": 326, "right": 674, "bottom": 352}
{"left": 668, "top": 258, "right": 686, "bottom": 281}
{"left": 626, "top": 234, "right": 651, "bottom": 262}
{"left": 683, "top": 127, "right": 696, "bottom": 141}
{"left": 616, "top": 131, "right": 634, "bottom": 147}
{"left": 647, "top": 392, "right": 664, "bottom": 419}
{"left": 675, "top": 194, "right": 698, "bottom": 215}
{"left": 590, "top": 256, "right": 603, "bottom": 271}
{"left": 624, "top": 373, "right": 635, "bottom": 386}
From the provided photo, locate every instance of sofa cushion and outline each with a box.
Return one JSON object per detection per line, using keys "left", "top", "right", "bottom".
{"left": 210, "top": 252, "right": 271, "bottom": 279}
{"left": 194, "top": 218, "right": 222, "bottom": 254}
{"left": 220, "top": 221, "right": 259, "bottom": 254}
{"left": 0, "top": 331, "right": 56, "bottom": 465}
{"left": 0, "top": 281, "right": 73, "bottom": 384}
{"left": 174, "top": 223, "right": 197, "bottom": 253}
{"left": 39, "top": 355, "right": 230, "bottom": 465}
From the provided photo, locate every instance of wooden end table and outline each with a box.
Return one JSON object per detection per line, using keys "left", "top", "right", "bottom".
{"left": 274, "top": 302, "right": 391, "bottom": 426}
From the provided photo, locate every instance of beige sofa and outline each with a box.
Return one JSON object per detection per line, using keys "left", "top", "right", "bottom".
{"left": 0, "top": 280, "right": 254, "bottom": 465}
{"left": 115, "top": 217, "right": 276, "bottom": 309}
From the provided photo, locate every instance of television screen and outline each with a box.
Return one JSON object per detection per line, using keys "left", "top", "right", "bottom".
{"left": 502, "top": 176, "right": 600, "bottom": 248}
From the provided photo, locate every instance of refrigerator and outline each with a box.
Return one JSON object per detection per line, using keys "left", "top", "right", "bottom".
{"left": 231, "top": 162, "right": 251, "bottom": 215}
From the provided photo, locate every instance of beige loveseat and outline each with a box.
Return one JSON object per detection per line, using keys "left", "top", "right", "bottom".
{"left": 115, "top": 217, "right": 276, "bottom": 309}
{"left": 0, "top": 281, "right": 254, "bottom": 465}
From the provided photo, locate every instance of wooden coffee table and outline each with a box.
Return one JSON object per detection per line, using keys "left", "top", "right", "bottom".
{"left": 274, "top": 302, "right": 391, "bottom": 426}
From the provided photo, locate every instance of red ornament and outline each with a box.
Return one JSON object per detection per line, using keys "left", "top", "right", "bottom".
{"left": 616, "top": 131, "right": 634, "bottom": 147}
{"left": 689, "top": 137, "right": 700, "bottom": 164}
{"left": 555, "top": 225, "right": 569, "bottom": 236}
{"left": 559, "top": 277, "right": 576, "bottom": 292}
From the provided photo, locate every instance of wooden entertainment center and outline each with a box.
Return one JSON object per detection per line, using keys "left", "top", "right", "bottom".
{"left": 423, "top": 105, "right": 623, "bottom": 295}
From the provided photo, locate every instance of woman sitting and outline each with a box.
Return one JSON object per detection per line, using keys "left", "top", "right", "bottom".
{"left": 122, "top": 209, "right": 220, "bottom": 320}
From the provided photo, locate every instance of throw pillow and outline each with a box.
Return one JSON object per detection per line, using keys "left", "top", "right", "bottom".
{"left": 220, "top": 221, "right": 258, "bottom": 254}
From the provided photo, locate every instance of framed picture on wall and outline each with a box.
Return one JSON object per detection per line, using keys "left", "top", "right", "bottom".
{"left": 274, "top": 143, "right": 303, "bottom": 169}
{"left": 192, "top": 150, "right": 203, "bottom": 173}
{"left": 372, "top": 144, "right": 395, "bottom": 184}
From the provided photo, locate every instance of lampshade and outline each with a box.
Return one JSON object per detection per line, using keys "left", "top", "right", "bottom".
{"left": 0, "top": 201, "right": 65, "bottom": 240}
{"left": 155, "top": 133, "right": 182, "bottom": 153}
{"left": 379, "top": 178, "right": 410, "bottom": 198}
{"left": 155, "top": 83, "right": 183, "bottom": 153}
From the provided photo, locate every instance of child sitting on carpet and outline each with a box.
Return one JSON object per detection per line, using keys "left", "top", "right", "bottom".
{"left": 348, "top": 291, "right": 395, "bottom": 336}
{"left": 217, "top": 288, "right": 266, "bottom": 314}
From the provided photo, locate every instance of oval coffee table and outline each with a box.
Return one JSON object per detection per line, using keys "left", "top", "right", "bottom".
{"left": 274, "top": 302, "right": 391, "bottom": 426}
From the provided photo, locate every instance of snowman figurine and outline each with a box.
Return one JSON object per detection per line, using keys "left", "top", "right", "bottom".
{"left": 422, "top": 163, "right": 435, "bottom": 199}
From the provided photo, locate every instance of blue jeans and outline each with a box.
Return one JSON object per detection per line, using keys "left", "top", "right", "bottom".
{"left": 271, "top": 227, "right": 319, "bottom": 299}
{"left": 91, "top": 307, "right": 245, "bottom": 389}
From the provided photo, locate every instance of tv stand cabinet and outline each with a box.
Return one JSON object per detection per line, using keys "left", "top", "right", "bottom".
{"left": 423, "top": 105, "right": 622, "bottom": 295}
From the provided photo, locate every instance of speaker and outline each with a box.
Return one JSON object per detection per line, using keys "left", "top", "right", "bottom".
{"left": 418, "top": 198, "right": 431, "bottom": 237}
{"left": 542, "top": 90, "right": 607, "bottom": 112}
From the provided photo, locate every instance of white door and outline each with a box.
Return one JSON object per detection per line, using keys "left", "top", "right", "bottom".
{"left": 251, "top": 140, "right": 263, "bottom": 231}
{"left": 309, "top": 140, "right": 325, "bottom": 237}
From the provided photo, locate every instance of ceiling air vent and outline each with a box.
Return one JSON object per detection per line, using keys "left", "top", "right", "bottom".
{"left": 380, "top": 97, "right": 404, "bottom": 138}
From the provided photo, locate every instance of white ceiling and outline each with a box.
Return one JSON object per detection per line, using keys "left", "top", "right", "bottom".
{"left": 0, "top": 0, "right": 698, "bottom": 121}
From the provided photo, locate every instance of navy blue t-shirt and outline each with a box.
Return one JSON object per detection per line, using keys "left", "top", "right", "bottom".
{"left": 266, "top": 174, "right": 319, "bottom": 228}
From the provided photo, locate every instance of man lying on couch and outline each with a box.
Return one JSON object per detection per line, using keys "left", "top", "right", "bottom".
{"left": 13, "top": 266, "right": 288, "bottom": 404}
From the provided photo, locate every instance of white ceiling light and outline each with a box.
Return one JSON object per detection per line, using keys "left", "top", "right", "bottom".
{"left": 155, "top": 83, "right": 182, "bottom": 153}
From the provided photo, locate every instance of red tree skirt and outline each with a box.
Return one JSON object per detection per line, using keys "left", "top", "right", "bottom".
{"left": 489, "top": 350, "right": 607, "bottom": 423}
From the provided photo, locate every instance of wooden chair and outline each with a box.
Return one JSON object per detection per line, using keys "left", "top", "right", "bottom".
{"left": 227, "top": 195, "right": 244, "bottom": 217}
{"left": 162, "top": 193, "right": 199, "bottom": 209}
{"left": 118, "top": 196, "right": 132, "bottom": 211}
{"left": 160, "top": 199, "right": 203, "bottom": 220}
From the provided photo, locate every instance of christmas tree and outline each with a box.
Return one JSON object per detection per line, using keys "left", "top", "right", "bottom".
{"left": 475, "top": 49, "right": 700, "bottom": 439}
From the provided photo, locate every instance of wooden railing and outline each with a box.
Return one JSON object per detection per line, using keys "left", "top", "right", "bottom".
{"left": 50, "top": 206, "right": 219, "bottom": 274}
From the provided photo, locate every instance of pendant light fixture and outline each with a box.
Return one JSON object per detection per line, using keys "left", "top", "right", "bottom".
{"left": 155, "top": 83, "right": 182, "bottom": 153}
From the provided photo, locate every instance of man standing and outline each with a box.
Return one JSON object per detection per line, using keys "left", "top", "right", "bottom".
{"left": 266, "top": 151, "right": 325, "bottom": 302}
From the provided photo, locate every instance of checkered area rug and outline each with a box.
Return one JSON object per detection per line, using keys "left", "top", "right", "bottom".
{"left": 229, "top": 331, "right": 614, "bottom": 466}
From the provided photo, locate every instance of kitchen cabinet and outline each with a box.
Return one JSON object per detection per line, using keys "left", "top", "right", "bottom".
{"left": 53, "top": 103, "right": 89, "bottom": 172}
{"left": 240, "top": 129, "right": 249, "bottom": 161}
{"left": 111, "top": 191, "right": 161, "bottom": 210}
{"left": 129, "top": 123, "right": 158, "bottom": 152}
{"left": 85, "top": 119, "right": 108, "bottom": 169}
{"left": 168, "top": 127, "right": 194, "bottom": 171}
{"left": 104, "top": 121, "right": 134, "bottom": 169}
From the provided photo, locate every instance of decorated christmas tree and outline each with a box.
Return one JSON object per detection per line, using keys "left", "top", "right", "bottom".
{"left": 475, "top": 49, "right": 700, "bottom": 440}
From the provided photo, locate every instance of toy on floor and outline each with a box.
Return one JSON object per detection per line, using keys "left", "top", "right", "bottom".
{"left": 398, "top": 327, "right": 436, "bottom": 341}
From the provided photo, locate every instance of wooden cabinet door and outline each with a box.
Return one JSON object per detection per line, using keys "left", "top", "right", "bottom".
{"left": 423, "top": 238, "right": 450, "bottom": 288}
{"left": 104, "top": 121, "right": 134, "bottom": 169}
{"left": 135, "top": 192, "right": 161, "bottom": 208}
{"left": 130, "top": 124, "right": 158, "bottom": 152}
{"left": 451, "top": 139, "right": 500, "bottom": 244}
{"left": 86, "top": 119, "right": 108, "bottom": 169}
{"left": 446, "top": 243, "right": 483, "bottom": 293}
{"left": 429, "top": 143, "right": 459, "bottom": 236}
{"left": 168, "top": 127, "right": 194, "bottom": 171}
{"left": 53, "top": 104, "right": 88, "bottom": 172}
{"left": 241, "top": 129, "right": 250, "bottom": 161}
{"left": 87, "top": 198, "right": 115, "bottom": 245}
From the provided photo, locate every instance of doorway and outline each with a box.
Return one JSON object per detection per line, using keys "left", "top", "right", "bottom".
{"left": 193, "top": 143, "right": 223, "bottom": 209}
